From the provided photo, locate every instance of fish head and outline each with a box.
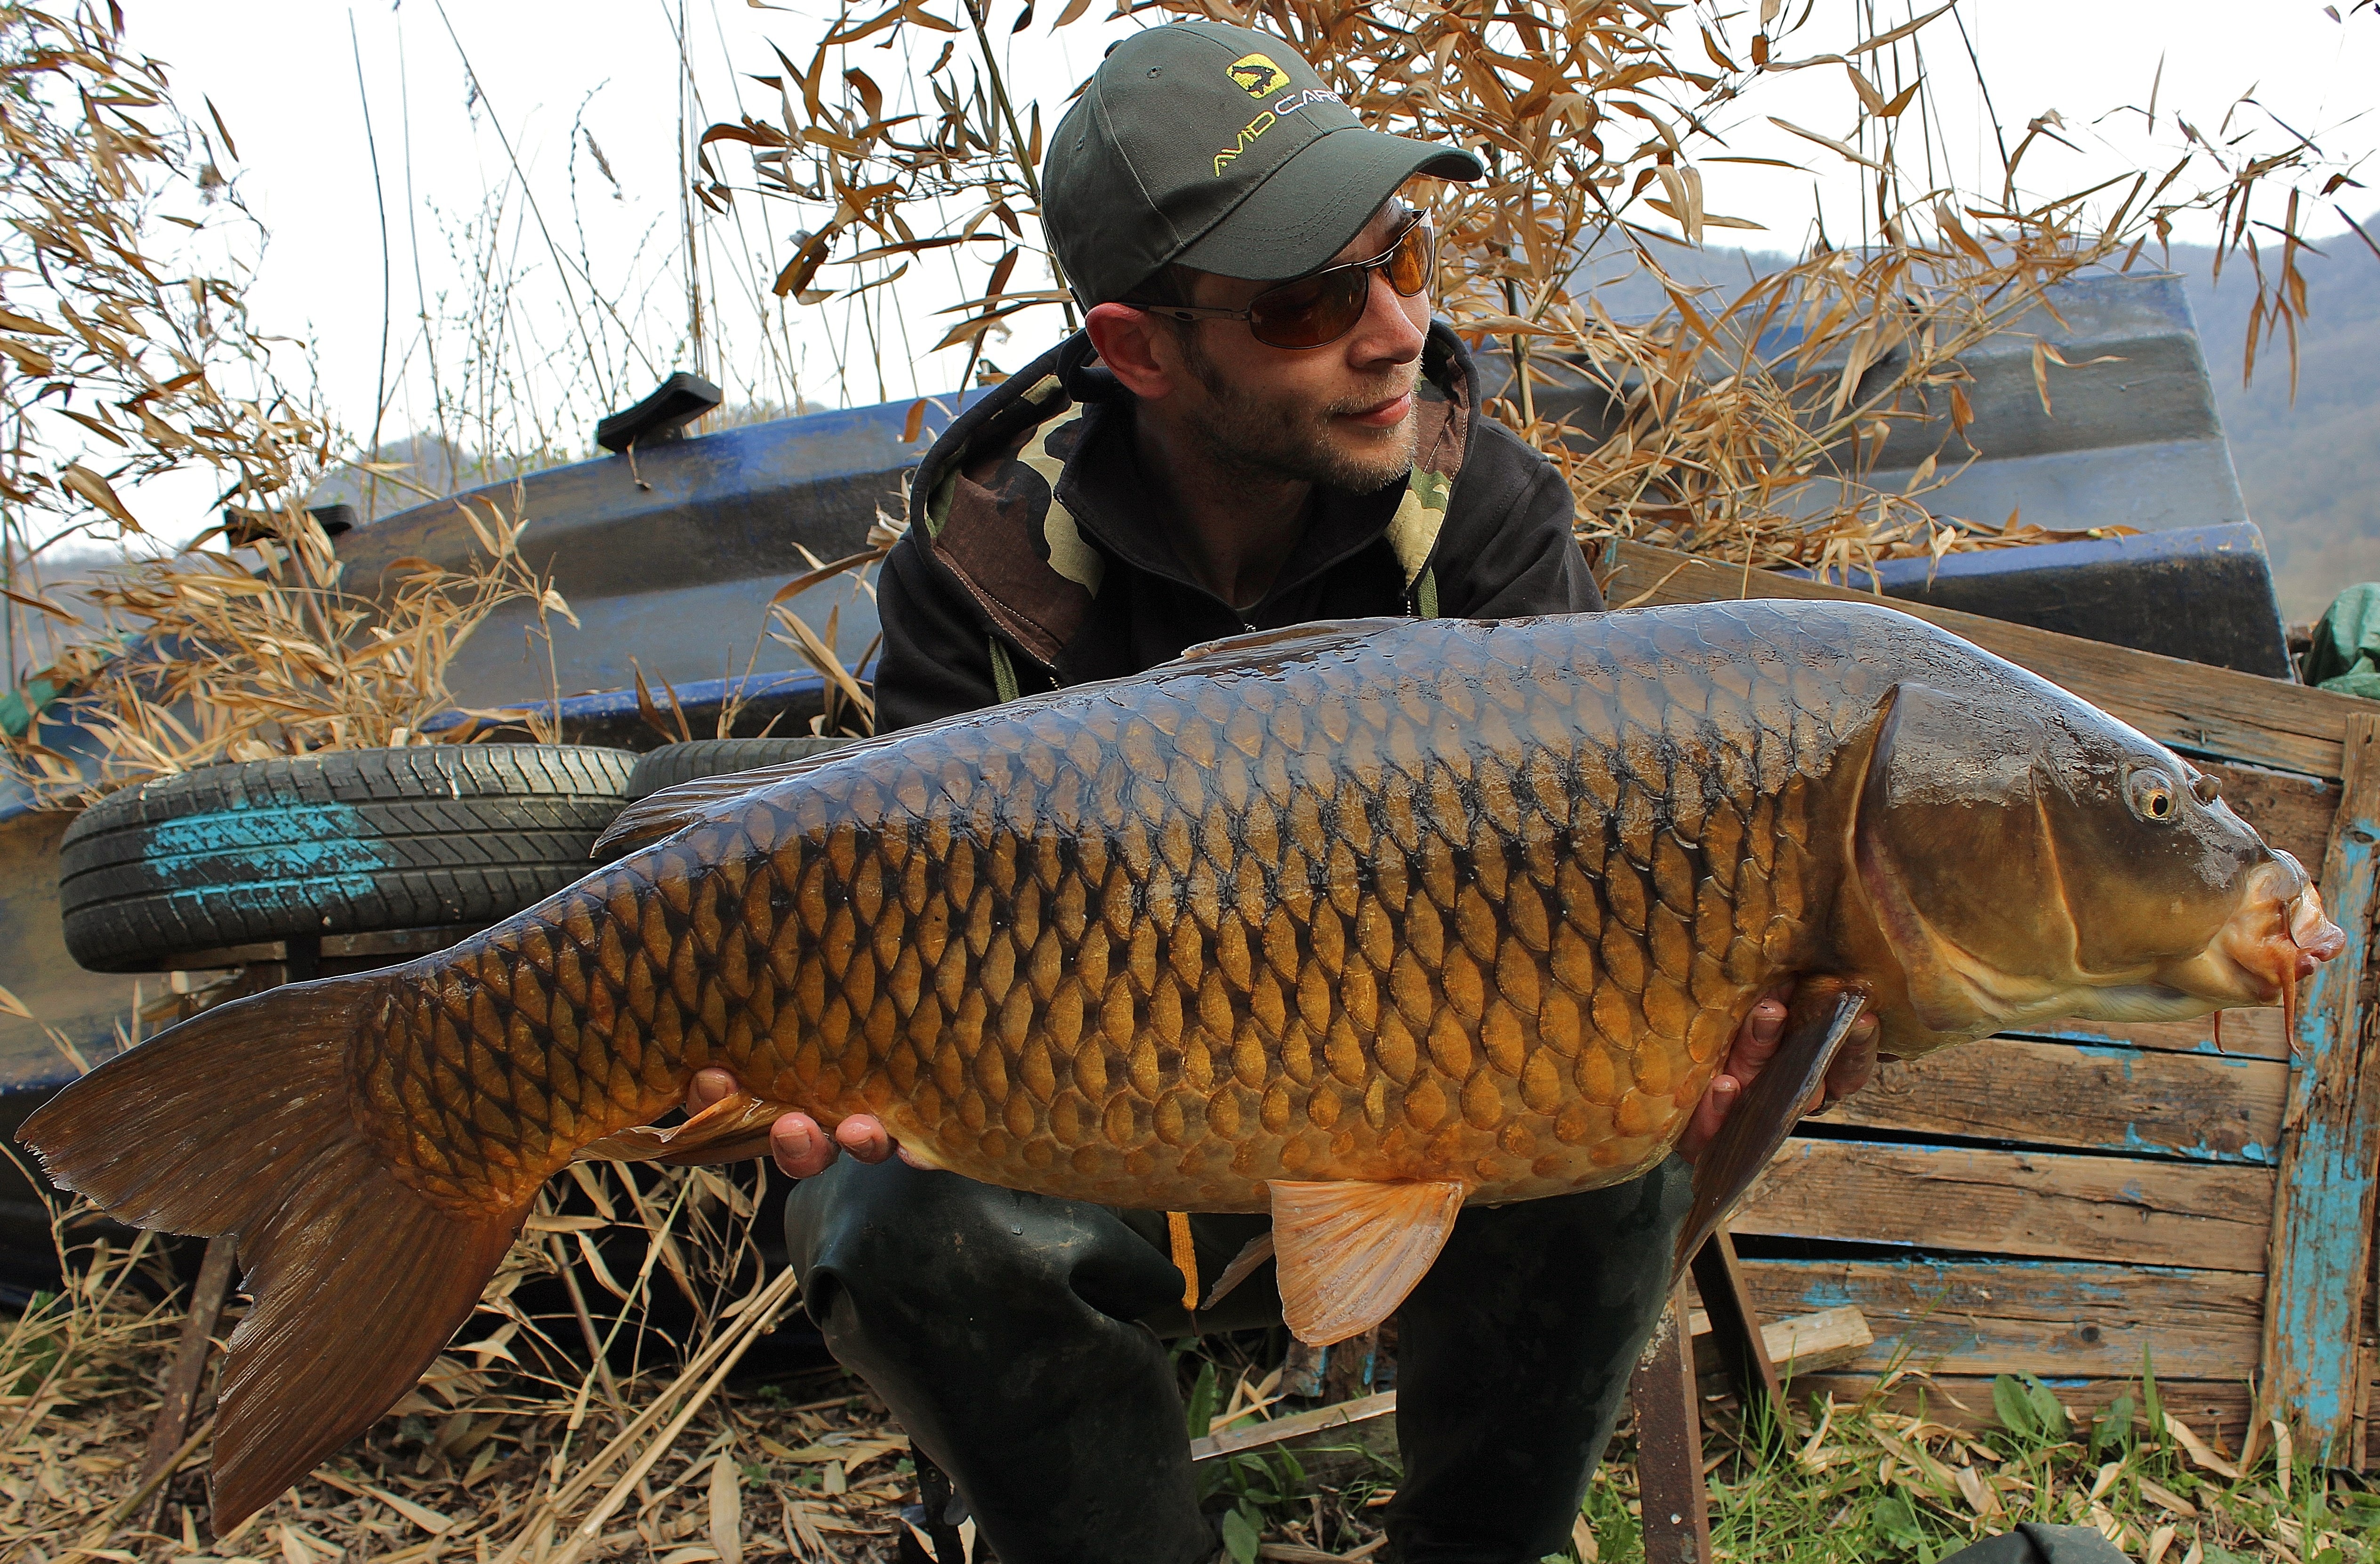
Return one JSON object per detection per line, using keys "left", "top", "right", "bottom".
{"left": 1849, "top": 679, "right": 2343, "bottom": 1054}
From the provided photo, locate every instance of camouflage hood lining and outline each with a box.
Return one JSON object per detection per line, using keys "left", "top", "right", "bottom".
{"left": 909, "top": 325, "right": 1479, "bottom": 670}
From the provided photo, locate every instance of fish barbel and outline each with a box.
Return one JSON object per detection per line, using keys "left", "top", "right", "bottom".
{"left": 22, "top": 602, "right": 2342, "bottom": 1528}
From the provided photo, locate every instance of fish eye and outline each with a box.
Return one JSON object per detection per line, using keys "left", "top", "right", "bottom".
{"left": 2126, "top": 766, "right": 2180, "bottom": 824}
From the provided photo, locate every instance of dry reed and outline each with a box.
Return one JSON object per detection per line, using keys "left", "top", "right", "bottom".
{"left": 2, "top": 4, "right": 2375, "bottom": 1561}
{"left": 702, "top": 0, "right": 2359, "bottom": 588}
{"left": 0, "top": 6, "right": 583, "bottom": 802}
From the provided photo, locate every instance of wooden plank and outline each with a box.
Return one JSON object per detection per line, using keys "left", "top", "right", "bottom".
{"left": 2198, "top": 760, "right": 2339, "bottom": 872}
{"left": 1825, "top": 1035, "right": 2286, "bottom": 1164}
{"left": 1597, "top": 540, "right": 2361, "bottom": 780}
{"left": 1189, "top": 1391, "right": 1396, "bottom": 1462}
{"left": 1737, "top": 1258, "right": 2262, "bottom": 1383}
{"left": 2259, "top": 713, "right": 2380, "bottom": 1459}
{"left": 1689, "top": 1304, "right": 1874, "bottom": 1379}
{"left": 2000, "top": 1008, "right": 2289, "bottom": 1064}
{"left": 1689, "top": 1228, "right": 1783, "bottom": 1414}
{"left": 1632, "top": 1289, "right": 1713, "bottom": 1564}
{"left": 1788, "top": 1374, "right": 2255, "bottom": 1443}
{"left": 1734, "top": 1139, "right": 2274, "bottom": 1272}
{"left": 137, "top": 1231, "right": 236, "bottom": 1519}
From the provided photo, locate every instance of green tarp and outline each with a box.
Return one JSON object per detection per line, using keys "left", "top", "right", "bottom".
{"left": 2308, "top": 583, "right": 2380, "bottom": 699}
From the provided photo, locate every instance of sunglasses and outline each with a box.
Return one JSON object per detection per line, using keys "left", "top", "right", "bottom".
{"left": 1129, "top": 213, "right": 1437, "bottom": 350}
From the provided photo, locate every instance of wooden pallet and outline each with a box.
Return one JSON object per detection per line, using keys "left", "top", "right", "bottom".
{"left": 1608, "top": 541, "right": 2380, "bottom": 1464}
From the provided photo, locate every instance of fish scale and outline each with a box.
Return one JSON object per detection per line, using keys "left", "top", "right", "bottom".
{"left": 350, "top": 603, "right": 1872, "bottom": 1218}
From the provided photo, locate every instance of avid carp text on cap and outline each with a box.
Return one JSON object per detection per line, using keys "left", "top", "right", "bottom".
{"left": 23, "top": 602, "right": 2345, "bottom": 1533}
{"left": 1042, "top": 21, "right": 1484, "bottom": 308}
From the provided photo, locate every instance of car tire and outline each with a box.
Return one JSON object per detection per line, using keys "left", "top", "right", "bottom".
{"left": 58, "top": 745, "right": 637, "bottom": 971}
{"left": 622, "top": 737, "right": 861, "bottom": 802}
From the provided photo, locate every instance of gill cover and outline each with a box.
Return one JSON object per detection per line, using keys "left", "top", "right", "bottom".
{"left": 1852, "top": 682, "right": 2067, "bottom": 1042}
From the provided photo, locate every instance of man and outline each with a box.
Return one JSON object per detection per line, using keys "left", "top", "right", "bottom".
{"left": 690, "top": 22, "right": 1876, "bottom": 1562}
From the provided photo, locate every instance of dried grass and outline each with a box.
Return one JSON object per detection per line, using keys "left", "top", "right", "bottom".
{"left": 2, "top": 4, "right": 2374, "bottom": 1561}
{"left": 0, "top": 6, "right": 580, "bottom": 803}
{"left": 8, "top": 1202, "right": 2375, "bottom": 1564}
{"left": 705, "top": 0, "right": 2358, "bottom": 588}
{"left": 0, "top": 1136, "right": 934, "bottom": 1564}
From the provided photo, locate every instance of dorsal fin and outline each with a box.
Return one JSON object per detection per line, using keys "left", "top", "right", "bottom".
{"left": 595, "top": 619, "right": 1411, "bottom": 858}
{"left": 593, "top": 740, "right": 897, "bottom": 857}
{"left": 1269, "top": 1179, "right": 1465, "bottom": 1345}
{"left": 1173, "top": 618, "right": 1407, "bottom": 674}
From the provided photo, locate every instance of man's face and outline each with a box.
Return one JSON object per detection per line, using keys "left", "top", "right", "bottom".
{"left": 1165, "top": 202, "right": 1430, "bottom": 493}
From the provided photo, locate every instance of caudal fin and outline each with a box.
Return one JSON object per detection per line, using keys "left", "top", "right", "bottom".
{"left": 19, "top": 976, "right": 523, "bottom": 1534}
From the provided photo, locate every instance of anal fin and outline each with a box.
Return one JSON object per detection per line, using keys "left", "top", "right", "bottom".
{"left": 1200, "top": 1231, "right": 1275, "bottom": 1312}
{"left": 1672, "top": 984, "right": 1869, "bottom": 1275}
{"left": 1269, "top": 1179, "right": 1465, "bottom": 1346}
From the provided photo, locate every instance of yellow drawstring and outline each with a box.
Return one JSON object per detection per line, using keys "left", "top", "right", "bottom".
{"left": 1167, "top": 1210, "right": 1198, "bottom": 1311}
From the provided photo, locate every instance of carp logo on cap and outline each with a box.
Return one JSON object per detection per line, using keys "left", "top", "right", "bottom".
{"left": 1228, "top": 52, "right": 1289, "bottom": 97}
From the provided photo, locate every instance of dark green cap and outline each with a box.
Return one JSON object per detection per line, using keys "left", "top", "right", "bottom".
{"left": 1043, "top": 22, "right": 1482, "bottom": 309}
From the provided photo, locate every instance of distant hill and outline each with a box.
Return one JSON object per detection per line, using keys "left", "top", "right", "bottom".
{"left": 2172, "top": 228, "right": 2380, "bottom": 625}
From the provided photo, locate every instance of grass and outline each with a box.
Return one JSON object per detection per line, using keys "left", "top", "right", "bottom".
{"left": 1158, "top": 1329, "right": 2380, "bottom": 1564}
{"left": 4, "top": 1204, "right": 2379, "bottom": 1564}
{"left": 1649, "top": 1381, "right": 2380, "bottom": 1564}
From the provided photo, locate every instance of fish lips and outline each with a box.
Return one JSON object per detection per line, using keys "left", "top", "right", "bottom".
{"left": 2183, "top": 859, "right": 2343, "bottom": 1008}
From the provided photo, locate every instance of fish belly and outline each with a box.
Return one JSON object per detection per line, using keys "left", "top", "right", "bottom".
{"left": 359, "top": 610, "right": 1889, "bottom": 1214}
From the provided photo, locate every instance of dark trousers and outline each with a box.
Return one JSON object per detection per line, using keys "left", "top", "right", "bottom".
{"left": 785, "top": 1155, "right": 1692, "bottom": 1564}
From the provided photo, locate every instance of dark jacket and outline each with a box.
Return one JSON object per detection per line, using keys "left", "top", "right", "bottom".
{"left": 874, "top": 322, "right": 1602, "bottom": 732}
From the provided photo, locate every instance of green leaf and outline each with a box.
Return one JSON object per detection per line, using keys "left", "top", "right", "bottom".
{"left": 1186, "top": 1361, "right": 1218, "bottom": 1441}
{"left": 1221, "top": 1507, "right": 1260, "bottom": 1564}
{"left": 1992, "top": 1374, "right": 2037, "bottom": 1438}
{"left": 2090, "top": 1392, "right": 2136, "bottom": 1459}
{"left": 2023, "top": 1375, "right": 2070, "bottom": 1441}
{"left": 1872, "top": 1493, "right": 1926, "bottom": 1549}
{"left": 2141, "top": 1348, "right": 2165, "bottom": 1444}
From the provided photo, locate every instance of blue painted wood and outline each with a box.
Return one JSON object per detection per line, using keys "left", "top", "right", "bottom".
{"left": 2261, "top": 713, "right": 2380, "bottom": 1459}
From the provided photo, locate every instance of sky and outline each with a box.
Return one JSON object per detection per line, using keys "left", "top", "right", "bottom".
{"left": 88, "top": 0, "right": 2380, "bottom": 547}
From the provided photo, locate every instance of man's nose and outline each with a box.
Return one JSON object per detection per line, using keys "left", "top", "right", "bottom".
{"left": 1347, "top": 267, "right": 1426, "bottom": 367}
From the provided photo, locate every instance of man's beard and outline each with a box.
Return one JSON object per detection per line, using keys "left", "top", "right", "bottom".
{"left": 1175, "top": 334, "right": 1418, "bottom": 493}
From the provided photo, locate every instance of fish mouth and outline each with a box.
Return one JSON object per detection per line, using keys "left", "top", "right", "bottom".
{"left": 2166, "top": 853, "right": 2344, "bottom": 1029}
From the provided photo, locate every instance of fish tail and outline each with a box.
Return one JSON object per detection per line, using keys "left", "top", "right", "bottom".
{"left": 19, "top": 975, "right": 522, "bottom": 1536}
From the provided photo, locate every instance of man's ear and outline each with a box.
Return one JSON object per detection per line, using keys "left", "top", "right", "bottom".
{"left": 1085, "top": 302, "right": 1182, "bottom": 401}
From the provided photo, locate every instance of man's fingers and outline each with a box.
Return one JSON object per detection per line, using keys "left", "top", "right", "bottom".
{"left": 769, "top": 1113, "right": 837, "bottom": 1179}
{"left": 768, "top": 1112, "right": 900, "bottom": 1175}
{"left": 687, "top": 1067, "right": 739, "bottom": 1115}
{"left": 1727, "top": 989, "right": 1792, "bottom": 1079}
{"left": 834, "top": 1115, "right": 896, "bottom": 1164}
{"left": 1678, "top": 1074, "right": 1741, "bottom": 1165}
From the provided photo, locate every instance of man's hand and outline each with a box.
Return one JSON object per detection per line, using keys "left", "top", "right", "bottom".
{"left": 684, "top": 1067, "right": 900, "bottom": 1178}
{"left": 1675, "top": 985, "right": 1879, "bottom": 1165}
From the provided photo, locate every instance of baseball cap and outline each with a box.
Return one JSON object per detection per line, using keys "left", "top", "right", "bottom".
{"left": 1043, "top": 22, "right": 1483, "bottom": 309}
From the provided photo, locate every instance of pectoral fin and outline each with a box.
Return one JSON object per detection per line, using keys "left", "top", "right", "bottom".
{"left": 1268, "top": 1179, "right": 1465, "bottom": 1346}
{"left": 576, "top": 1090, "right": 792, "bottom": 1166}
{"left": 1673, "top": 985, "right": 1869, "bottom": 1275}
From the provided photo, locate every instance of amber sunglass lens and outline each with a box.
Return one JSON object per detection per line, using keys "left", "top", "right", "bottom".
{"left": 1247, "top": 267, "right": 1369, "bottom": 349}
{"left": 1387, "top": 224, "right": 1433, "bottom": 296}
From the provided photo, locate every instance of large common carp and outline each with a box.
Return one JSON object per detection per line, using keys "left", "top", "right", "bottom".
{"left": 23, "top": 602, "right": 2341, "bottom": 1529}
